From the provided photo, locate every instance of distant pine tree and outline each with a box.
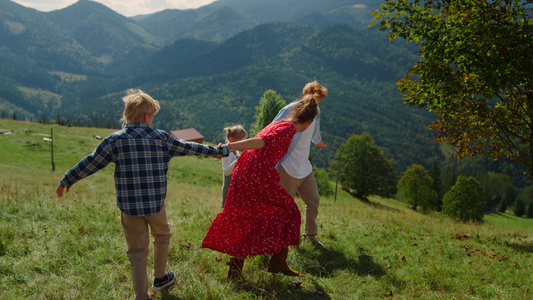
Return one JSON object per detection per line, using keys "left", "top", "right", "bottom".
{"left": 513, "top": 198, "right": 525, "bottom": 217}
{"left": 498, "top": 197, "right": 507, "bottom": 213}
{"left": 429, "top": 161, "right": 443, "bottom": 211}
{"left": 526, "top": 203, "right": 533, "bottom": 219}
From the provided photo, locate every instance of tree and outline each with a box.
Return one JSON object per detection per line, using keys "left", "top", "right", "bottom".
{"left": 371, "top": 1, "right": 533, "bottom": 181}
{"left": 313, "top": 167, "right": 333, "bottom": 197}
{"left": 398, "top": 164, "right": 438, "bottom": 213}
{"left": 332, "top": 132, "right": 398, "bottom": 201}
{"left": 429, "top": 161, "right": 443, "bottom": 210}
{"left": 484, "top": 172, "right": 517, "bottom": 211}
{"left": 251, "top": 89, "right": 286, "bottom": 136}
{"left": 39, "top": 115, "right": 48, "bottom": 124}
{"left": 516, "top": 185, "right": 533, "bottom": 217}
{"left": 513, "top": 198, "right": 526, "bottom": 217}
{"left": 441, "top": 163, "right": 458, "bottom": 195}
{"left": 442, "top": 175, "right": 484, "bottom": 222}
{"left": 526, "top": 203, "right": 533, "bottom": 218}
{"left": 498, "top": 197, "right": 508, "bottom": 213}
{"left": 57, "top": 113, "right": 63, "bottom": 126}
{"left": 12, "top": 112, "right": 17, "bottom": 120}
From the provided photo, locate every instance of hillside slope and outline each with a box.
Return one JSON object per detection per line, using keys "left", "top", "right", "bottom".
{"left": 0, "top": 118, "right": 531, "bottom": 299}
{"left": 60, "top": 23, "right": 435, "bottom": 171}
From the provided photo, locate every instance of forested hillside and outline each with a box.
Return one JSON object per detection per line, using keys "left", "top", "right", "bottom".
{"left": 57, "top": 22, "right": 438, "bottom": 173}
{"left": 0, "top": 0, "right": 529, "bottom": 187}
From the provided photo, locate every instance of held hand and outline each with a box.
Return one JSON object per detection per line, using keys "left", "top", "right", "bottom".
{"left": 227, "top": 142, "right": 237, "bottom": 152}
{"left": 315, "top": 141, "right": 327, "bottom": 149}
{"left": 56, "top": 184, "right": 70, "bottom": 197}
{"left": 212, "top": 143, "right": 226, "bottom": 159}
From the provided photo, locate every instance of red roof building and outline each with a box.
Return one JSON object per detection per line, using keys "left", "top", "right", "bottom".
{"left": 169, "top": 128, "right": 204, "bottom": 144}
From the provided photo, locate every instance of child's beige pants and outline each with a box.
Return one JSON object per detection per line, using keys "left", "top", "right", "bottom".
{"left": 121, "top": 206, "right": 171, "bottom": 300}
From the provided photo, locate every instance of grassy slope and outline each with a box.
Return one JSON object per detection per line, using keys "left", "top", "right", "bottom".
{"left": 0, "top": 119, "right": 532, "bottom": 299}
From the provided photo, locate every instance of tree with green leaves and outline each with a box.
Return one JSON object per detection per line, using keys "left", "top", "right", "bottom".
{"left": 484, "top": 172, "right": 517, "bottom": 210}
{"left": 442, "top": 175, "right": 484, "bottom": 222}
{"left": 332, "top": 132, "right": 398, "bottom": 201}
{"left": 398, "top": 164, "right": 439, "bottom": 212}
{"left": 517, "top": 185, "right": 533, "bottom": 217}
{"left": 313, "top": 167, "right": 333, "bottom": 197}
{"left": 371, "top": 0, "right": 533, "bottom": 181}
{"left": 251, "top": 89, "right": 287, "bottom": 136}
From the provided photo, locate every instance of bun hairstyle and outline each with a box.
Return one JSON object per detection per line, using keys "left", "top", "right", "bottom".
{"left": 289, "top": 94, "right": 319, "bottom": 124}
{"left": 303, "top": 80, "right": 328, "bottom": 99}
{"left": 224, "top": 125, "right": 248, "bottom": 142}
{"left": 120, "top": 89, "right": 160, "bottom": 126}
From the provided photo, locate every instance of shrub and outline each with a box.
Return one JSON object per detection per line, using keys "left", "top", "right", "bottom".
{"left": 442, "top": 176, "right": 484, "bottom": 222}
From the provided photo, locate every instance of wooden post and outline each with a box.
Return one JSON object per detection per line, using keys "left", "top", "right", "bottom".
{"left": 334, "top": 159, "right": 340, "bottom": 203}
{"left": 51, "top": 128, "right": 55, "bottom": 171}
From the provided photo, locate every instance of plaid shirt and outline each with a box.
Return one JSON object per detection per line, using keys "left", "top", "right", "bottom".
{"left": 60, "top": 122, "right": 229, "bottom": 216}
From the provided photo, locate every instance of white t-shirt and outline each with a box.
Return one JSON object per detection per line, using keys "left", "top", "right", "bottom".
{"left": 222, "top": 151, "right": 240, "bottom": 176}
{"left": 273, "top": 102, "right": 322, "bottom": 179}
{"left": 280, "top": 119, "right": 315, "bottom": 179}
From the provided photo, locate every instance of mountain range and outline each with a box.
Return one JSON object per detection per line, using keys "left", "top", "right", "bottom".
{"left": 1, "top": 0, "right": 526, "bottom": 185}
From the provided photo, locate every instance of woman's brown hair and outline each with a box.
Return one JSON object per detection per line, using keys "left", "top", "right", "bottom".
{"left": 288, "top": 94, "right": 318, "bottom": 124}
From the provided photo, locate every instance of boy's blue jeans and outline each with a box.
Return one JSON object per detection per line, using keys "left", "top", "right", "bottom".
{"left": 121, "top": 206, "right": 171, "bottom": 300}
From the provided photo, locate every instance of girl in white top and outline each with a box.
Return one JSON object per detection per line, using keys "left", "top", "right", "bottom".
{"left": 221, "top": 125, "right": 248, "bottom": 207}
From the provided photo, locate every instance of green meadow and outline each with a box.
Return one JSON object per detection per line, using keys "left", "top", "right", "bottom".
{"left": 0, "top": 119, "right": 532, "bottom": 299}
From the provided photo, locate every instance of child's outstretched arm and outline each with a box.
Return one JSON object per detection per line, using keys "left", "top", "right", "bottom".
{"left": 228, "top": 138, "right": 265, "bottom": 151}
{"left": 56, "top": 184, "right": 70, "bottom": 197}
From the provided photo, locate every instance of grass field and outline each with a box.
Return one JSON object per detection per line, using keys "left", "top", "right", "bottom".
{"left": 1, "top": 119, "right": 532, "bottom": 299}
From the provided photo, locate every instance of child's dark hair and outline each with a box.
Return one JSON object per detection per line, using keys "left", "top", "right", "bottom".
{"left": 289, "top": 94, "right": 319, "bottom": 124}
{"left": 224, "top": 125, "right": 248, "bottom": 142}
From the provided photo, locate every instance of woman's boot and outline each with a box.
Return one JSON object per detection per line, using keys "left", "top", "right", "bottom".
{"left": 268, "top": 248, "right": 301, "bottom": 276}
{"left": 227, "top": 256, "right": 245, "bottom": 281}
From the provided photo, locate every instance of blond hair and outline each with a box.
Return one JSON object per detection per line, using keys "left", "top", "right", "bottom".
{"left": 120, "top": 89, "right": 160, "bottom": 126}
{"left": 224, "top": 125, "right": 248, "bottom": 142}
{"left": 302, "top": 81, "right": 328, "bottom": 99}
{"left": 288, "top": 94, "right": 318, "bottom": 124}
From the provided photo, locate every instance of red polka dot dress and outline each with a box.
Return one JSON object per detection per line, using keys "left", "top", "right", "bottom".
{"left": 202, "top": 120, "right": 301, "bottom": 257}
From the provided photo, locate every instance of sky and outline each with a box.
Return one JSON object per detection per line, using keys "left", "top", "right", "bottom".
{"left": 11, "top": 0, "right": 218, "bottom": 17}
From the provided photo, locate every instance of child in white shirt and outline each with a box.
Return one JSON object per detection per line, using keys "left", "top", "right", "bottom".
{"left": 221, "top": 125, "right": 248, "bottom": 207}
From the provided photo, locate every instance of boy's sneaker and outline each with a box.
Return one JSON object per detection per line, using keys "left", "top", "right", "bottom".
{"left": 152, "top": 271, "right": 175, "bottom": 291}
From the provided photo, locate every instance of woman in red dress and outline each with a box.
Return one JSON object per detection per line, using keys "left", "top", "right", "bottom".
{"left": 202, "top": 95, "right": 319, "bottom": 280}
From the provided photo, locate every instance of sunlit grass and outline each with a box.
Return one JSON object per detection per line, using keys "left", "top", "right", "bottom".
{"left": 1, "top": 119, "right": 532, "bottom": 299}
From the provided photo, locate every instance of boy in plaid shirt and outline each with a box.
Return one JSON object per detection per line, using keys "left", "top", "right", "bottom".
{"left": 56, "top": 89, "right": 229, "bottom": 299}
